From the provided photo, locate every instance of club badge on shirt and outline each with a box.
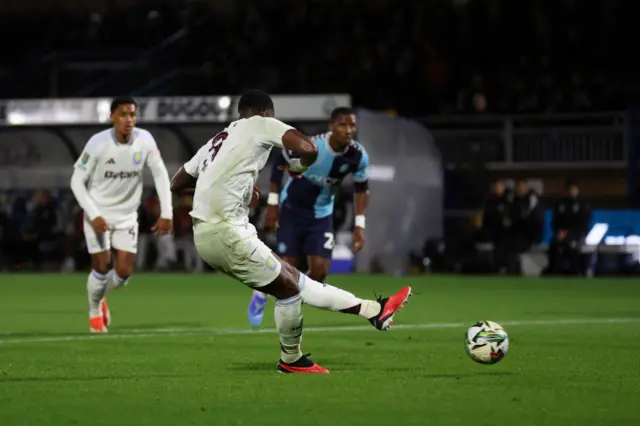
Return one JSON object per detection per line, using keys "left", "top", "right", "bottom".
{"left": 266, "top": 256, "right": 278, "bottom": 271}
{"left": 81, "top": 152, "right": 90, "bottom": 164}
{"left": 133, "top": 152, "right": 142, "bottom": 165}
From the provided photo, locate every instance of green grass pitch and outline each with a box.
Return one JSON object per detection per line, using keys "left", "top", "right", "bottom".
{"left": 1, "top": 274, "right": 640, "bottom": 426}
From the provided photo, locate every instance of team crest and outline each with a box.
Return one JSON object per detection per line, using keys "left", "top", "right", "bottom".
{"left": 339, "top": 164, "right": 349, "bottom": 173}
{"left": 132, "top": 151, "right": 142, "bottom": 165}
{"left": 266, "top": 256, "right": 278, "bottom": 271}
{"left": 81, "top": 152, "right": 90, "bottom": 164}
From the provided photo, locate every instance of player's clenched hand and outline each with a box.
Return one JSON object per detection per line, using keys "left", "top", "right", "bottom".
{"left": 152, "top": 218, "right": 173, "bottom": 235}
{"left": 277, "top": 164, "right": 304, "bottom": 179}
{"left": 352, "top": 227, "right": 365, "bottom": 252}
{"left": 264, "top": 205, "right": 280, "bottom": 229}
{"left": 285, "top": 158, "right": 309, "bottom": 173}
{"left": 91, "top": 217, "right": 109, "bottom": 234}
{"left": 250, "top": 185, "right": 261, "bottom": 209}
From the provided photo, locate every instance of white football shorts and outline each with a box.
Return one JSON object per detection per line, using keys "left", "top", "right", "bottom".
{"left": 193, "top": 219, "right": 281, "bottom": 288}
{"left": 83, "top": 216, "right": 139, "bottom": 254}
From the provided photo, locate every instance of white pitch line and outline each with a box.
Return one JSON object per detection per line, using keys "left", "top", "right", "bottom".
{"left": 0, "top": 317, "right": 638, "bottom": 345}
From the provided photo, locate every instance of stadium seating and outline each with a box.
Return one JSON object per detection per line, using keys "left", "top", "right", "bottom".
{"left": 1, "top": 0, "right": 639, "bottom": 115}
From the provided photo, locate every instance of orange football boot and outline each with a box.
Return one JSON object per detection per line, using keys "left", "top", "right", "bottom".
{"left": 369, "top": 286, "right": 412, "bottom": 331}
{"left": 89, "top": 316, "right": 108, "bottom": 333}
{"left": 101, "top": 299, "right": 111, "bottom": 327}
{"left": 277, "top": 354, "right": 330, "bottom": 374}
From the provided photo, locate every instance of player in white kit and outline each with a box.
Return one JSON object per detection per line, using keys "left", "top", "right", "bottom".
{"left": 70, "top": 96, "right": 174, "bottom": 333}
{"left": 170, "top": 90, "right": 412, "bottom": 374}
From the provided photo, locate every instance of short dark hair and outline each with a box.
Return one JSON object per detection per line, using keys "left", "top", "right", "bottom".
{"left": 330, "top": 107, "right": 355, "bottom": 122}
{"left": 110, "top": 96, "right": 137, "bottom": 113}
{"left": 238, "top": 89, "right": 274, "bottom": 114}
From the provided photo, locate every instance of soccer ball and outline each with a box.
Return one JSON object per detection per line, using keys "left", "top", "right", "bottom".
{"left": 465, "top": 320, "right": 509, "bottom": 365}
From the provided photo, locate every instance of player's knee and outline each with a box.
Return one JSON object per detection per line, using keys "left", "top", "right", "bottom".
{"left": 114, "top": 263, "right": 133, "bottom": 280}
{"left": 91, "top": 255, "right": 110, "bottom": 275}
{"left": 261, "top": 263, "right": 300, "bottom": 300}
{"left": 280, "top": 263, "right": 302, "bottom": 297}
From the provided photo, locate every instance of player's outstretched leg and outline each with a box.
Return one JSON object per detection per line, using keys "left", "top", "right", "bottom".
{"left": 296, "top": 273, "right": 412, "bottom": 331}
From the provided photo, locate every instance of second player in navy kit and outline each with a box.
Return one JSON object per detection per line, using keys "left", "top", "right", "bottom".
{"left": 248, "top": 107, "right": 370, "bottom": 327}
{"left": 277, "top": 130, "right": 368, "bottom": 260}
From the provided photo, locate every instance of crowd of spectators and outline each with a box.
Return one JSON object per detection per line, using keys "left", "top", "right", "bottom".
{"left": 1, "top": 0, "right": 638, "bottom": 115}
{"left": 414, "top": 178, "right": 594, "bottom": 276}
{"left": 0, "top": 189, "right": 203, "bottom": 272}
{"left": 0, "top": 187, "right": 352, "bottom": 273}
{"left": 477, "top": 179, "right": 591, "bottom": 275}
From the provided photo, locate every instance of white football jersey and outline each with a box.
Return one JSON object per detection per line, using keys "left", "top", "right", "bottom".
{"left": 188, "top": 116, "right": 293, "bottom": 225}
{"left": 71, "top": 127, "right": 171, "bottom": 224}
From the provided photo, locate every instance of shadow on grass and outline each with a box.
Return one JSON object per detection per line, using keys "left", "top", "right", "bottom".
{"left": 228, "top": 361, "right": 516, "bottom": 378}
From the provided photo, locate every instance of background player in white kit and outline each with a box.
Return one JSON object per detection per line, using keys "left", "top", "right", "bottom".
{"left": 170, "top": 90, "right": 411, "bottom": 374}
{"left": 70, "top": 96, "right": 174, "bottom": 333}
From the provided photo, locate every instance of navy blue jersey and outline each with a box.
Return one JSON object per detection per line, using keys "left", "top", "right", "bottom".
{"left": 272, "top": 133, "right": 369, "bottom": 219}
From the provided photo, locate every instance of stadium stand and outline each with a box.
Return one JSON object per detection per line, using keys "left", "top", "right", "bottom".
{"left": 1, "top": 0, "right": 639, "bottom": 115}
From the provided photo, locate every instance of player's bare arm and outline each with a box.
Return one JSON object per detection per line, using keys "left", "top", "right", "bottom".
{"left": 350, "top": 130, "right": 370, "bottom": 253}
{"left": 91, "top": 217, "right": 109, "bottom": 234}
{"left": 265, "top": 152, "right": 288, "bottom": 229}
{"left": 152, "top": 218, "right": 172, "bottom": 235}
{"left": 264, "top": 181, "right": 281, "bottom": 229}
{"left": 170, "top": 166, "right": 197, "bottom": 194}
{"left": 146, "top": 141, "right": 174, "bottom": 236}
{"left": 70, "top": 138, "right": 109, "bottom": 234}
{"left": 250, "top": 185, "right": 262, "bottom": 209}
{"left": 353, "top": 189, "right": 369, "bottom": 252}
{"left": 282, "top": 129, "right": 318, "bottom": 168}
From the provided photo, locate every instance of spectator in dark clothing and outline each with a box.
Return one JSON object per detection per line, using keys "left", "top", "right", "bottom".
{"left": 0, "top": 209, "right": 8, "bottom": 269}
{"left": 31, "top": 190, "right": 59, "bottom": 240}
{"left": 481, "top": 179, "right": 517, "bottom": 273}
{"left": 511, "top": 179, "right": 544, "bottom": 251}
{"left": 24, "top": 189, "right": 61, "bottom": 269}
{"left": 7, "top": 197, "right": 29, "bottom": 269}
{"left": 481, "top": 179, "right": 513, "bottom": 244}
{"left": 61, "top": 205, "right": 89, "bottom": 272}
{"left": 174, "top": 195, "right": 203, "bottom": 273}
{"left": 546, "top": 180, "right": 592, "bottom": 275}
{"left": 136, "top": 197, "right": 156, "bottom": 271}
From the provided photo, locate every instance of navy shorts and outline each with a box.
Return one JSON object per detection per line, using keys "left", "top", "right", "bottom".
{"left": 277, "top": 205, "right": 334, "bottom": 259}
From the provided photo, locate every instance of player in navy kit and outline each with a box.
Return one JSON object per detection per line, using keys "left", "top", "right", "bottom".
{"left": 248, "top": 107, "right": 370, "bottom": 327}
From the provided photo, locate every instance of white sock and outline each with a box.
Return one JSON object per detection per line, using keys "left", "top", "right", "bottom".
{"left": 104, "top": 269, "right": 129, "bottom": 297}
{"left": 87, "top": 270, "right": 107, "bottom": 318}
{"left": 274, "top": 294, "right": 303, "bottom": 364}
{"left": 297, "top": 273, "right": 381, "bottom": 318}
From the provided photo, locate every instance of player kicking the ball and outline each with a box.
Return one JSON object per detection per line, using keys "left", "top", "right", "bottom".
{"left": 70, "top": 96, "right": 174, "bottom": 333}
{"left": 170, "top": 90, "right": 410, "bottom": 374}
{"left": 247, "top": 107, "right": 370, "bottom": 327}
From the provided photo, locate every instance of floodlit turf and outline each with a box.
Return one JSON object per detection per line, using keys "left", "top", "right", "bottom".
{"left": 1, "top": 274, "right": 640, "bottom": 426}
